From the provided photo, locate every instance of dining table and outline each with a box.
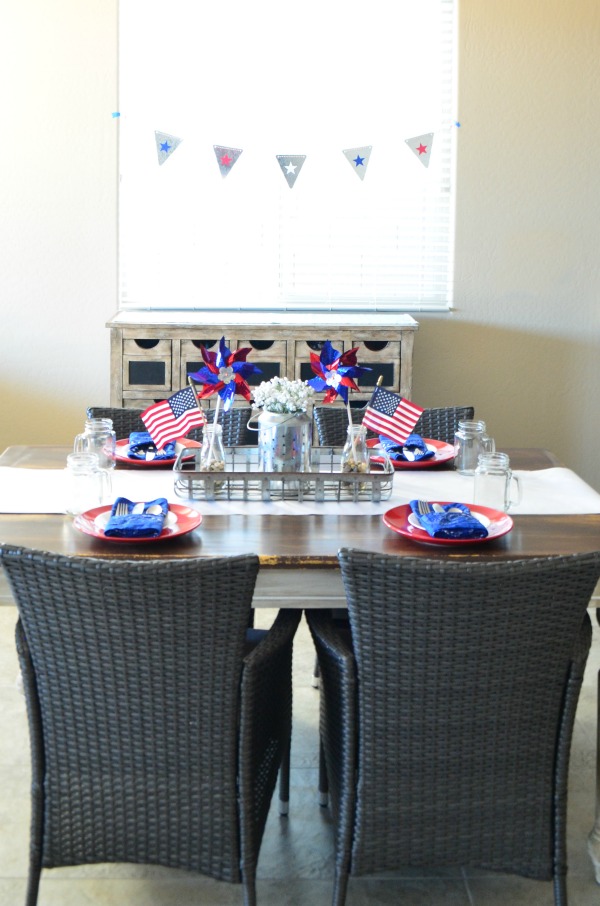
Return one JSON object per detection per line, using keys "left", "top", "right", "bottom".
{"left": 2, "top": 441, "right": 600, "bottom": 879}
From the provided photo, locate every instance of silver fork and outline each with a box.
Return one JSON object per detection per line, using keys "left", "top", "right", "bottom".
{"left": 416, "top": 500, "right": 446, "bottom": 516}
{"left": 115, "top": 501, "right": 129, "bottom": 516}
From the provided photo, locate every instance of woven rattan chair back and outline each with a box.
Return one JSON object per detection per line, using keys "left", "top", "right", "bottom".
{"left": 87, "top": 405, "right": 256, "bottom": 445}
{"left": 313, "top": 404, "right": 474, "bottom": 446}
{"left": 308, "top": 549, "right": 600, "bottom": 906}
{"left": 0, "top": 546, "right": 300, "bottom": 906}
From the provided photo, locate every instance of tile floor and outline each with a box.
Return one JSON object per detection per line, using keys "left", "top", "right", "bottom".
{"left": 0, "top": 572, "right": 599, "bottom": 905}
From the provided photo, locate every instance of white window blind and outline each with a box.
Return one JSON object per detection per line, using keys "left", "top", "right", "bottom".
{"left": 118, "top": 0, "right": 456, "bottom": 313}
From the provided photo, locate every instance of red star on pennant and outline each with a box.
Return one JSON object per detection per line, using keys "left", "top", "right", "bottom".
{"left": 416, "top": 144, "right": 428, "bottom": 155}
{"left": 220, "top": 154, "right": 233, "bottom": 167}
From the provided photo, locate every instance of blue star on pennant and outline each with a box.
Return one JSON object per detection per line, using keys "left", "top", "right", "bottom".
{"left": 343, "top": 146, "right": 372, "bottom": 181}
{"left": 155, "top": 131, "right": 183, "bottom": 166}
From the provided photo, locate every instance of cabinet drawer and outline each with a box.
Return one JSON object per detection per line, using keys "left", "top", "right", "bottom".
{"left": 294, "top": 338, "right": 344, "bottom": 386}
{"left": 180, "top": 337, "right": 235, "bottom": 388}
{"left": 123, "top": 338, "right": 172, "bottom": 356}
{"left": 350, "top": 340, "right": 401, "bottom": 389}
{"left": 123, "top": 355, "right": 172, "bottom": 391}
{"left": 122, "top": 391, "right": 171, "bottom": 407}
{"left": 236, "top": 339, "right": 287, "bottom": 385}
{"left": 180, "top": 337, "right": 235, "bottom": 356}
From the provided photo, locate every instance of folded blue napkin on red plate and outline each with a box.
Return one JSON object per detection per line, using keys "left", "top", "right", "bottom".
{"left": 127, "top": 432, "right": 176, "bottom": 461}
{"left": 104, "top": 497, "right": 169, "bottom": 538}
{"left": 379, "top": 434, "right": 435, "bottom": 462}
{"left": 409, "top": 500, "right": 489, "bottom": 539}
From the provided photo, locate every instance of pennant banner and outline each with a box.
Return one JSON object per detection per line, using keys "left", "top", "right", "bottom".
{"left": 213, "top": 145, "right": 243, "bottom": 178}
{"left": 342, "top": 145, "right": 372, "bottom": 181}
{"left": 405, "top": 133, "right": 434, "bottom": 168}
{"left": 152, "top": 133, "right": 439, "bottom": 175}
{"left": 155, "top": 131, "right": 183, "bottom": 166}
{"left": 276, "top": 155, "right": 307, "bottom": 189}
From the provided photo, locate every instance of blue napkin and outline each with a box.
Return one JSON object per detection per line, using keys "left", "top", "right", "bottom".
{"left": 409, "top": 500, "right": 489, "bottom": 540}
{"left": 379, "top": 433, "right": 435, "bottom": 462}
{"left": 127, "top": 432, "right": 176, "bottom": 461}
{"left": 104, "top": 497, "right": 169, "bottom": 538}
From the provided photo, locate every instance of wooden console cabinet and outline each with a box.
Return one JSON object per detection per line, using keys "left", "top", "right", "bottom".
{"left": 107, "top": 311, "right": 418, "bottom": 409}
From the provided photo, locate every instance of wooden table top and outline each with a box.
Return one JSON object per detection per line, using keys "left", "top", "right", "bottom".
{"left": 1, "top": 445, "right": 600, "bottom": 568}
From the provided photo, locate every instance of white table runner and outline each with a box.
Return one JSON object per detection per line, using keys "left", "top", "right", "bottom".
{"left": 2, "top": 465, "right": 600, "bottom": 516}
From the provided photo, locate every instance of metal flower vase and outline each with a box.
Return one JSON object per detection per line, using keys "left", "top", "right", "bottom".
{"left": 248, "top": 410, "right": 312, "bottom": 473}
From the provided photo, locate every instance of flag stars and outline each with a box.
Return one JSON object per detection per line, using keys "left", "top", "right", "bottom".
{"left": 160, "top": 141, "right": 172, "bottom": 153}
{"left": 285, "top": 161, "right": 297, "bottom": 175}
{"left": 416, "top": 143, "right": 428, "bottom": 155}
{"left": 220, "top": 154, "right": 232, "bottom": 167}
{"left": 353, "top": 155, "right": 365, "bottom": 167}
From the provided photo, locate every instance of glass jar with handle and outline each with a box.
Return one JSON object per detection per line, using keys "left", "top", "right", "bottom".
{"left": 74, "top": 418, "right": 116, "bottom": 471}
{"left": 65, "top": 452, "right": 112, "bottom": 515}
{"left": 453, "top": 419, "right": 495, "bottom": 476}
{"left": 474, "top": 452, "right": 522, "bottom": 512}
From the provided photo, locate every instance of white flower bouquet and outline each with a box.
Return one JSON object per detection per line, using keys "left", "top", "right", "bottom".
{"left": 252, "top": 376, "right": 314, "bottom": 414}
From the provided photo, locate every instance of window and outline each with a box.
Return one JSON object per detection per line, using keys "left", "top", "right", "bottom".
{"left": 118, "top": 0, "right": 456, "bottom": 313}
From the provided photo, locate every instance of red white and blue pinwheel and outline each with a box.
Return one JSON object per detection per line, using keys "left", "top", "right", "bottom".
{"left": 307, "top": 341, "right": 371, "bottom": 404}
{"left": 189, "top": 337, "right": 261, "bottom": 411}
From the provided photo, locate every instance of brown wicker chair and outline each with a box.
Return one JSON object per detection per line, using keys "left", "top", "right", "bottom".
{"left": 86, "top": 405, "right": 257, "bottom": 445}
{"left": 0, "top": 545, "right": 301, "bottom": 906}
{"left": 307, "top": 548, "right": 600, "bottom": 906}
{"left": 313, "top": 404, "right": 474, "bottom": 446}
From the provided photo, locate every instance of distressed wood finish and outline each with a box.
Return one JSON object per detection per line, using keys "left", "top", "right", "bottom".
{"left": 106, "top": 311, "right": 418, "bottom": 409}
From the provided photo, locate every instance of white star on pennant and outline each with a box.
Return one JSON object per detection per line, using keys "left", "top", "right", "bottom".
{"left": 285, "top": 161, "right": 297, "bottom": 175}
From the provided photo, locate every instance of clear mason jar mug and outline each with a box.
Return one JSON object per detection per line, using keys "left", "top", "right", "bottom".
{"left": 65, "top": 452, "right": 112, "bottom": 515}
{"left": 74, "top": 418, "right": 116, "bottom": 471}
{"left": 453, "top": 419, "right": 495, "bottom": 476}
{"left": 474, "top": 452, "right": 522, "bottom": 513}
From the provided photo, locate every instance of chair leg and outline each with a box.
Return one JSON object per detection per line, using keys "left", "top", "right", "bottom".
{"left": 25, "top": 864, "right": 41, "bottom": 906}
{"left": 312, "top": 655, "right": 321, "bottom": 688}
{"left": 242, "top": 871, "right": 257, "bottom": 906}
{"left": 332, "top": 867, "right": 350, "bottom": 906}
{"left": 278, "top": 734, "right": 291, "bottom": 816}
{"left": 319, "top": 737, "right": 329, "bottom": 807}
{"left": 553, "top": 873, "right": 568, "bottom": 906}
{"left": 587, "top": 667, "right": 600, "bottom": 882}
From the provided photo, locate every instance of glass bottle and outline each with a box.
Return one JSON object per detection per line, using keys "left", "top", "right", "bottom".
{"left": 199, "top": 424, "right": 226, "bottom": 488}
{"left": 340, "top": 425, "right": 370, "bottom": 483}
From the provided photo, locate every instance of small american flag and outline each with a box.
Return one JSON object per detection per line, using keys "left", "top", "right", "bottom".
{"left": 141, "top": 387, "right": 206, "bottom": 449}
{"left": 362, "top": 386, "right": 424, "bottom": 445}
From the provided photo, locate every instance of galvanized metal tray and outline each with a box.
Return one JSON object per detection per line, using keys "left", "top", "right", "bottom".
{"left": 172, "top": 445, "right": 394, "bottom": 502}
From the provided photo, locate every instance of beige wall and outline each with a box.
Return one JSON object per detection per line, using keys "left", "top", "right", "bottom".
{"left": 1, "top": 0, "right": 599, "bottom": 489}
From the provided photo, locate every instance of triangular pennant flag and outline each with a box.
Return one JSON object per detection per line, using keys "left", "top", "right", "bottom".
{"left": 276, "top": 155, "right": 307, "bottom": 189}
{"left": 155, "top": 131, "right": 183, "bottom": 166}
{"left": 405, "top": 133, "right": 434, "bottom": 168}
{"left": 342, "top": 145, "right": 372, "bottom": 181}
{"left": 213, "top": 145, "right": 243, "bottom": 178}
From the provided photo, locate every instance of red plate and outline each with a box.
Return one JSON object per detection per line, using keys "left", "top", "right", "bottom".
{"left": 115, "top": 438, "right": 201, "bottom": 467}
{"left": 367, "top": 438, "right": 454, "bottom": 470}
{"left": 73, "top": 503, "right": 202, "bottom": 543}
{"left": 383, "top": 502, "right": 513, "bottom": 545}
